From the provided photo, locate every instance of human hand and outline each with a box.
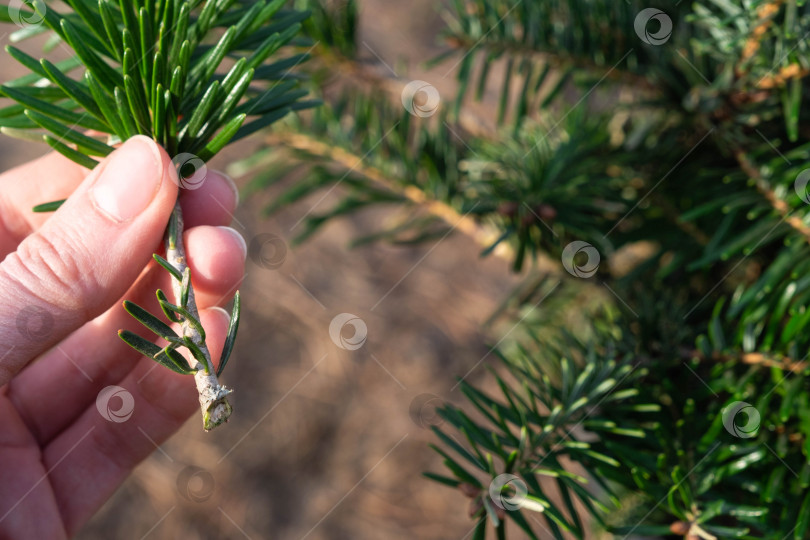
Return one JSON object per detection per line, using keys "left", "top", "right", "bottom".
{"left": 0, "top": 136, "right": 246, "bottom": 539}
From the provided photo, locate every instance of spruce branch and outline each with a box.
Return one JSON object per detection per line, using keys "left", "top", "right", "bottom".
{"left": 734, "top": 150, "right": 810, "bottom": 242}
{"left": 689, "top": 348, "right": 807, "bottom": 374}
{"left": 164, "top": 201, "right": 235, "bottom": 430}
{"left": 425, "top": 328, "right": 658, "bottom": 538}
{"left": 737, "top": 0, "right": 783, "bottom": 72}
{"left": 243, "top": 1, "right": 810, "bottom": 536}
{"left": 263, "top": 130, "right": 515, "bottom": 262}
{"left": 0, "top": 0, "right": 311, "bottom": 429}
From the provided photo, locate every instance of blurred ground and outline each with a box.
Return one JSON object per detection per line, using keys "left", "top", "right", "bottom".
{"left": 0, "top": 1, "right": 536, "bottom": 539}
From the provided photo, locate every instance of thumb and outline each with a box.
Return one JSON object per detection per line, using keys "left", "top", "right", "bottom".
{"left": 0, "top": 135, "right": 179, "bottom": 385}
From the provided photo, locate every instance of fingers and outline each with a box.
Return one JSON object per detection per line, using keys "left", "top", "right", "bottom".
{"left": 7, "top": 225, "right": 245, "bottom": 445}
{"left": 178, "top": 170, "right": 239, "bottom": 228}
{"left": 184, "top": 225, "right": 246, "bottom": 305}
{"left": 0, "top": 152, "right": 89, "bottom": 256}
{"left": 42, "top": 307, "right": 231, "bottom": 536}
{"left": 0, "top": 151, "right": 237, "bottom": 259}
{"left": 0, "top": 136, "right": 179, "bottom": 386}
{"left": 0, "top": 385, "right": 69, "bottom": 540}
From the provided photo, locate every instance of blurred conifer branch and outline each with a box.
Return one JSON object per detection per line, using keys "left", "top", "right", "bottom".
{"left": 230, "top": 0, "right": 810, "bottom": 537}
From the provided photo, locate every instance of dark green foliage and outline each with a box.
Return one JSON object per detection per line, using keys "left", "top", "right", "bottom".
{"left": 217, "top": 290, "right": 240, "bottom": 377}
{"left": 430, "top": 323, "right": 658, "bottom": 538}
{"left": 230, "top": 0, "right": 810, "bottom": 537}
{"left": 0, "top": 0, "right": 311, "bottom": 160}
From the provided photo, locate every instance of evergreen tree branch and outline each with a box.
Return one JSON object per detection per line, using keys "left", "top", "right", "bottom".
{"left": 738, "top": 0, "right": 784, "bottom": 72}
{"left": 229, "top": 1, "right": 810, "bottom": 535}
{"left": 265, "top": 129, "right": 515, "bottom": 261}
{"left": 691, "top": 348, "right": 807, "bottom": 374}
{"left": 734, "top": 149, "right": 810, "bottom": 242}
{"left": 165, "top": 201, "right": 233, "bottom": 430}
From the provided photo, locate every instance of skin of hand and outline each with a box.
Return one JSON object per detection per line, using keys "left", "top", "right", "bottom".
{"left": 0, "top": 136, "right": 246, "bottom": 539}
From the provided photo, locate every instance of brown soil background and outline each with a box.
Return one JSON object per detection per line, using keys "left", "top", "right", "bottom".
{"left": 0, "top": 1, "right": 545, "bottom": 539}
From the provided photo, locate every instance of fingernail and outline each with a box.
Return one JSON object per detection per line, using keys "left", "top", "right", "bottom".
{"left": 208, "top": 306, "right": 232, "bottom": 325}
{"left": 91, "top": 136, "right": 163, "bottom": 222}
{"left": 218, "top": 226, "right": 247, "bottom": 260}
